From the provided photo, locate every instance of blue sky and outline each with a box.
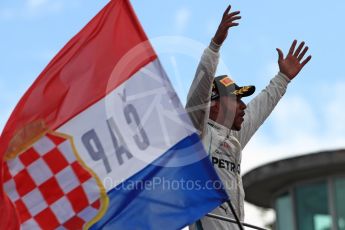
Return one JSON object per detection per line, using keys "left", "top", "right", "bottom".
{"left": 1, "top": 0, "right": 345, "bottom": 226}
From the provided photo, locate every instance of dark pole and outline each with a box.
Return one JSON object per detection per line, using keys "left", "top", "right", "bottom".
{"left": 205, "top": 213, "right": 268, "bottom": 230}
{"left": 226, "top": 200, "right": 245, "bottom": 230}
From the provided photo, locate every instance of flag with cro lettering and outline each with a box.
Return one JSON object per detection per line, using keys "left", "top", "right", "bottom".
{"left": 0, "top": 0, "right": 229, "bottom": 229}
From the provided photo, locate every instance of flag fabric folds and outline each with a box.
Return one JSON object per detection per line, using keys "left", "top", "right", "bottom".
{"left": 0, "top": 0, "right": 228, "bottom": 229}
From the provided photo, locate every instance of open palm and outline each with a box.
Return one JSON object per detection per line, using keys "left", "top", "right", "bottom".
{"left": 213, "top": 5, "right": 241, "bottom": 46}
{"left": 276, "top": 40, "right": 312, "bottom": 80}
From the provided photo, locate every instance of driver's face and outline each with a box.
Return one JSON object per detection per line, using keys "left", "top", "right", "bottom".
{"left": 219, "top": 95, "right": 246, "bottom": 131}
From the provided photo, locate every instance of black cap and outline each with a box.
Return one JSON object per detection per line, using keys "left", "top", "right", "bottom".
{"left": 211, "top": 75, "right": 256, "bottom": 100}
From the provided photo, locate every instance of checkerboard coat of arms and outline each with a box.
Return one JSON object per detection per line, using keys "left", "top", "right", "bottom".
{"left": 3, "top": 132, "right": 107, "bottom": 229}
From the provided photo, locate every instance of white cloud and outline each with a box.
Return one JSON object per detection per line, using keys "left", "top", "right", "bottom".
{"left": 245, "top": 87, "right": 345, "bottom": 171}
{"left": 240, "top": 86, "right": 345, "bottom": 226}
{"left": 270, "top": 95, "right": 318, "bottom": 138}
{"left": 265, "top": 60, "right": 279, "bottom": 80}
{"left": 174, "top": 7, "right": 190, "bottom": 33}
{"left": 244, "top": 202, "right": 274, "bottom": 228}
{"left": 323, "top": 81, "right": 345, "bottom": 136}
{"left": 242, "top": 87, "right": 345, "bottom": 173}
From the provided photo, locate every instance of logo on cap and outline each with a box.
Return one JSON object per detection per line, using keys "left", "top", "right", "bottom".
{"left": 219, "top": 77, "right": 234, "bottom": 87}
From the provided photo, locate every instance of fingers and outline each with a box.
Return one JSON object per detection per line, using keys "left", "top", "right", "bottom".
{"left": 222, "top": 5, "right": 231, "bottom": 19}
{"left": 223, "top": 18, "right": 240, "bottom": 27}
{"left": 220, "top": 10, "right": 241, "bottom": 29}
{"left": 224, "top": 15, "right": 241, "bottom": 26}
{"left": 225, "top": 11, "right": 240, "bottom": 23}
{"left": 225, "top": 15, "right": 241, "bottom": 22}
{"left": 223, "top": 22, "right": 239, "bottom": 28}
{"left": 223, "top": 11, "right": 241, "bottom": 27}
{"left": 222, "top": 4, "right": 240, "bottom": 22}
{"left": 228, "top": 11, "right": 241, "bottom": 18}
{"left": 294, "top": 41, "right": 305, "bottom": 57}
{"left": 288, "top": 40, "right": 297, "bottom": 56}
{"left": 213, "top": 6, "right": 240, "bottom": 45}
{"left": 223, "top": 18, "right": 241, "bottom": 28}
{"left": 217, "top": 22, "right": 239, "bottom": 33}
{"left": 298, "top": 46, "right": 309, "bottom": 61}
{"left": 301, "top": 55, "right": 312, "bottom": 68}
{"left": 292, "top": 40, "right": 311, "bottom": 66}
{"left": 276, "top": 48, "right": 284, "bottom": 61}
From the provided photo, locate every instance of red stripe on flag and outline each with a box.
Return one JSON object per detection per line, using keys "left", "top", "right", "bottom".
{"left": 0, "top": 0, "right": 156, "bottom": 227}
{"left": 1, "top": 0, "right": 156, "bottom": 156}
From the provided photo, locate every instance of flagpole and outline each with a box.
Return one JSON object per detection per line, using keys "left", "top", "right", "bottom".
{"left": 226, "top": 200, "right": 245, "bottom": 230}
{"left": 205, "top": 213, "right": 268, "bottom": 230}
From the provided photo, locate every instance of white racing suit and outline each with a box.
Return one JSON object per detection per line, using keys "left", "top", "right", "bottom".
{"left": 186, "top": 41, "right": 290, "bottom": 229}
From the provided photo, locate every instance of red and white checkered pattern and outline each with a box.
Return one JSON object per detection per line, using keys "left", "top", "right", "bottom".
{"left": 4, "top": 133, "right": 103, "bottom": 230}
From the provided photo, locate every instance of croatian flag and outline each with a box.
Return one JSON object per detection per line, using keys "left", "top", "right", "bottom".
{"left": 0, "top": 0, "right": 228, "bottom": 229}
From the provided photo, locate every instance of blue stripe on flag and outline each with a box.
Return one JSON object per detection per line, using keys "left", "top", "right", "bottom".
{"left": 91, "top": 133, "right": 228, "bottom": 230}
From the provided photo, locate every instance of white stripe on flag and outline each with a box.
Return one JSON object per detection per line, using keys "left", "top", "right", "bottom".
{"left": 57, "top": 60, "right": 199, "bottom": 191}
